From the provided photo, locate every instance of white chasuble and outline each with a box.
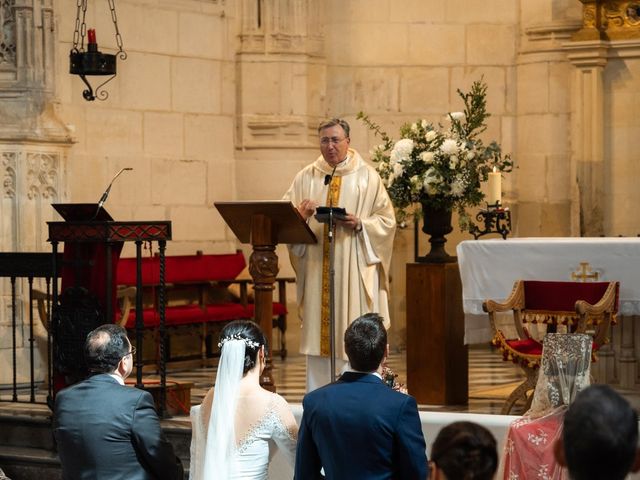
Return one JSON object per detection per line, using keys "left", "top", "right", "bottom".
{"left": 283, "top": 149, "right": 396, "bottom": 360}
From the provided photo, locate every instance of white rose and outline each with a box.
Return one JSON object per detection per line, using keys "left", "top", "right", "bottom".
{"left": 466, "top": 150, "right": 475, "bottom": 160}
{"left": 421, "top": 119, "right": 428, "bottom": 129}
{"left": 448, "top": 111, "right": 465, "bottom": 122}
{"left": 425, "top": 130, "right": 437, "bottom": 142}
{"left": 420, "top": 151, "right": 435, "bottom": 164}
{"left": 411, "top": 123, "right": 419, "bottom": 133}
{"left": 449, "top": 155, "right": 458, "bottom": 169}
{"left": 391, "top": 138, "right": 414, "bottom": 162}
{"left": 440, "top": 138, "right": 459, "bottom": 156}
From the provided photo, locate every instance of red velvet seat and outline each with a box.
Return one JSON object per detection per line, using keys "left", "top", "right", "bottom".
{"left": 483, "top": 280, "right": 619, "bottom": 414}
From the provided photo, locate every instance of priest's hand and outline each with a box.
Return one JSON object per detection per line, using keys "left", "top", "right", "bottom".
{"left": 298, "top": 199, "right": 318, "bottom": 220}
{"left": 337, "top": 213, "right": 362, "bottom": 232}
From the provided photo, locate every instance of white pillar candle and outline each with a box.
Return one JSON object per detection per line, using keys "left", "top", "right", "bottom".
{"left": 487, "top": 168, "right": 501, "bottom": 205}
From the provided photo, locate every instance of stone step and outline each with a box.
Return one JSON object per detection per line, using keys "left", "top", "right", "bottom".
{"left": 0, "top": 414, "right": 54, "bottom": 451}
{"left": 0, "top": 411, "right": 192, "bottom": 478}
{"left": 0, "top": 446, "right": 61, "bottom": 480}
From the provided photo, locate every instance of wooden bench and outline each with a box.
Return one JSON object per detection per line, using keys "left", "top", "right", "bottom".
{"left": 116, "top": 251, "right": 293, "bottom": 364}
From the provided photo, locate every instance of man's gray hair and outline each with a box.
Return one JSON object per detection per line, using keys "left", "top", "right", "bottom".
{"left": 318, "top": 118, "right": 350, "bottom": 138}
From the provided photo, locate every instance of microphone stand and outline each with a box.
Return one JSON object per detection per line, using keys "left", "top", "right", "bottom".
{"left": 326, "top": 164, "right": 338, "bottom": 383}
{"left": 91, "top": 167, "right": 133, "bottom": 220}
{"left": 328, "top": 203, "right": 337, "bottom": 383}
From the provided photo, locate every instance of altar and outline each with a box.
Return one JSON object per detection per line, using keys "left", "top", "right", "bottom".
{"left": 457, "top": 238, "right": 640, "bottom": 388}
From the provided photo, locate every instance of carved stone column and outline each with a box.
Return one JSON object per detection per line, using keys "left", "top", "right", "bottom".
{"left": 565, "top": 1, "right": 640, "bottom": 236}
{"left": 0, "top": 0, "right": 71, "bottom": 387}
{"left": 564, "top": 41, "right": 608, "bottom": 236}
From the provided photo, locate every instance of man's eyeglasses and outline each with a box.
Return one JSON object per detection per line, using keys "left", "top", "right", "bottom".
{"left": 320, "top": 136, "right": 347, "bottom": 146}
{"left": 123, "top": 346, "right": 136, "bottom": 358}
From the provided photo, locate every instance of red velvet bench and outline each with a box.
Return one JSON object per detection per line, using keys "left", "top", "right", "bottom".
{"left": 116, "top": 250, "right": 292, "bottom": 364}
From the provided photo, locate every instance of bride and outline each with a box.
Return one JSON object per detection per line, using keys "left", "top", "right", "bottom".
{"left": 190, "top": 320, "right": 298, "bottom": 479}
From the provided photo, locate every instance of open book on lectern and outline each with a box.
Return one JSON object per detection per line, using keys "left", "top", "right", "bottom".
{"left": 52, "top": 203, "right": 113, "bottom": 221}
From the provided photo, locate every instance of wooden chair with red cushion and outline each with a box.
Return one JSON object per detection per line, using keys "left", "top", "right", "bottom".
{"left": 483, "top": 280, "right": 619, "bottom": 414}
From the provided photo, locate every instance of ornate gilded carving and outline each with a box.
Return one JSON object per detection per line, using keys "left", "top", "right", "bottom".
{"left": 584, "top": 3, "right": 598, "bottom": 28}
{"left": 26, "top": 152, "right": 58, "bottom": 200}
{"left": 0, "top": 0, "right": 16, "bottom": 67}
{"left": 603, "top": 1, "right": 640, "bottom": 36}
{"left": 2, "top": 152, "right": 16, "bottom": 198}
{"left": 573, "top": 0, "right": 640, "bottom": 40}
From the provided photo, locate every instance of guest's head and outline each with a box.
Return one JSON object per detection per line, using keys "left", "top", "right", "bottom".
{"left": 555, "top": 384, "right": 640, "bottom": 480}
{"left": 429, "top": 421, "right": 498, "bottom": 480}
{"left": 344, "top": 313, "right": 387, "bottom": 372}
{"left": 219, "top": 320, "right": 266, "bottom": 375}
{"left": 84, "top": 324, "right": 134, "bottom": 379}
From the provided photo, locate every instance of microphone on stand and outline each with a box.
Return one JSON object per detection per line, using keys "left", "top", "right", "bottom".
{"left": 91, "top": 167, "right": 133, "bottom": 221}
{"left": 97, "top": 167, "right": 133, "bottom": 209}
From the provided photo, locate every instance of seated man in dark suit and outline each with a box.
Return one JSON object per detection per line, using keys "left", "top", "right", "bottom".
{"left": 54, "top": 324, "right": 183, "bottom": 480}
{"left": 295, "top": 313, "right": 428, "bottom": 479}
{"left": 554, "top": 384, "right": 640, "bottom": 480}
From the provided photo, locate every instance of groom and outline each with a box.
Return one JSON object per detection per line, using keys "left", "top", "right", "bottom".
{"left": 295, "top": 313, "right": 428, "bottom": 479}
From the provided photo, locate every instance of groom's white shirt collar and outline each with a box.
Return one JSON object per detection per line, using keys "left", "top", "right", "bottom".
{"left": 109, "top": 373, "right": 125, "bottom": 385}
{"left": 345, "top": 368, "right": 382, "bottom": 380}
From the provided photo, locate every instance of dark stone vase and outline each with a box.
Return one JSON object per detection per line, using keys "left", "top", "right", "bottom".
{"left": 417, "top": 203, "right": 456, "bottom": 263}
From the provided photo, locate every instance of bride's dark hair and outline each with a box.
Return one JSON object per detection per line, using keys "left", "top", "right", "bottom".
{"left": 219, "top": 320, "right": 267, "bottom": 374}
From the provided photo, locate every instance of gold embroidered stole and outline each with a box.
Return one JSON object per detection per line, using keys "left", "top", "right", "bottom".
{"left": 320, "top": 176, "right": 342, "bottom": 356}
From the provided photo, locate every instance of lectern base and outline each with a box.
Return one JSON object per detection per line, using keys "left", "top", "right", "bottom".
{"left": 406, "top": 263, "right": 468, "bottom": 405}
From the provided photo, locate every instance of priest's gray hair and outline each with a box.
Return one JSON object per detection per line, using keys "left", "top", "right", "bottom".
{"left": 318, "top": 118, "right": 350, "bottom": 139}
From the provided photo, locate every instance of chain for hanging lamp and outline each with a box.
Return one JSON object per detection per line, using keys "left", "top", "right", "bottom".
{"left": 69, "top": 0, "right": 127, "bottom": 101}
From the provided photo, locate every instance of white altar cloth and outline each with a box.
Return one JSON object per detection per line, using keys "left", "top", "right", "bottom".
{"left": 457, "top": 237, "right": 640, "bottom": 343}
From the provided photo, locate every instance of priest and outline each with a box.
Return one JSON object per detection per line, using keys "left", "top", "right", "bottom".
{"left": 283, "top": 118, "right": 396, "bottom": 391}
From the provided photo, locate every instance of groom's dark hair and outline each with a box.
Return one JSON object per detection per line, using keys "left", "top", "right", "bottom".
{"left": 344, "top": 313, "right": 387, "bottom": 372}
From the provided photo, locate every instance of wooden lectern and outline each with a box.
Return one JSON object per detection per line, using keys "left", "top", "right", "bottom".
{"left": 48, "top": 203, "right": 173, "bottom": 414}
{"left": 215, "top": 201, "right": 316, "bottom": 390}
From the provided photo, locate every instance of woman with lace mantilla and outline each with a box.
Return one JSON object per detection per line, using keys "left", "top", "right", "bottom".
{"left": 189, "top": 320, "right": 298, "bottom": 479}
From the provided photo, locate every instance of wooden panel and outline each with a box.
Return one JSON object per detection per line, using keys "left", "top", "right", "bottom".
{"left": 406, "top": 263, "right": 468, "bottom": 405}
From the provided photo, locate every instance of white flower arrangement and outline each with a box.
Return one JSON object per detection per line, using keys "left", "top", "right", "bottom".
{"left": 358, "top": 79, "right": 513, "bottom": 229}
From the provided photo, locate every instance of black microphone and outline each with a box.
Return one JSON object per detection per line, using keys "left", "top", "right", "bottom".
{"left": 97, "top": 167, "right": 133, "bottom": 209}
{"left": 324, "top": 165, "right": 338, "bottom": 186}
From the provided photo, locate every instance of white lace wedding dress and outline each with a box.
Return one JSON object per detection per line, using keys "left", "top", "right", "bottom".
{"left": 190, "top": 391, "right": 297, "bottom": 480}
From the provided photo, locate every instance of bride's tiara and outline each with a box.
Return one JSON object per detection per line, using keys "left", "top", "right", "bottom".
{"left": 217, "top": 334, "right": 261, "bottom": 350}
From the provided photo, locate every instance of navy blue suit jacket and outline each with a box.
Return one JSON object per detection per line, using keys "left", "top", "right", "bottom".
{"left": 54, "top": 374, "right": 183, "bottom": 480}
{"left": 295, "top": 372, "right": 428, "bottom": 480}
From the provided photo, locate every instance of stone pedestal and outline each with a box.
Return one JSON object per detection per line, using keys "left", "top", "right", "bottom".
{"left": 406, "top": 263, "right": 467, "bottom": 405}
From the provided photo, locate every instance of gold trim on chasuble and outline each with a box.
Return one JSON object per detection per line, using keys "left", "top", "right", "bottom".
{"left": 320, "top": 176, "right": 342, "bottom": 356}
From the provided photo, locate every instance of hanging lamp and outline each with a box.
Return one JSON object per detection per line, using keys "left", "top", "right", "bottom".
{"left": 69, "top": 0, "right": 127, "bottom": 101}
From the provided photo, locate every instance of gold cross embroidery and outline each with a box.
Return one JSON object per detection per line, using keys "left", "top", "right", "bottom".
{"left": 571, "top": 262, "right": 599, "bottom": 282}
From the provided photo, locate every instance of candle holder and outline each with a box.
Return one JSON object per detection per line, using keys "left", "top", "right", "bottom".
{"left": 69, "top": 6, "right": 127, "bottom": 101}
{"left": 468, "top": 201, "right": 512, "bottom": 240}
